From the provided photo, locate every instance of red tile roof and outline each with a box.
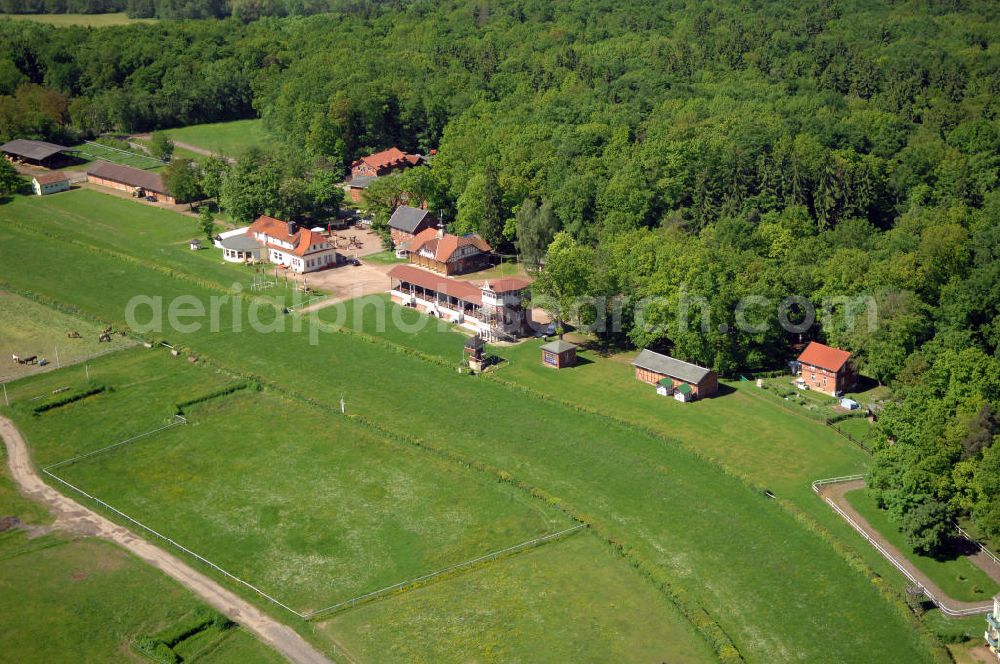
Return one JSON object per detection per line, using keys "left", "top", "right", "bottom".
{"left": 33, "top": 171, "right": 69, "bottom": 185}
{"left": 798, "top": 341, "right": 852, "bottom": 372}
{"left": 404, "top": 228, "right": 492, "bottom": 262}
{"left": 247, "top": 216, "right": 332, "bottom": 257}
{"left": 485, "top": 277, "right": 532, "bottom": 293}
{"left": 352, "top": 147, "right": 423, "bottom": 173}
{"left": 387, "top": 264, "right": 483, "bottom": 305}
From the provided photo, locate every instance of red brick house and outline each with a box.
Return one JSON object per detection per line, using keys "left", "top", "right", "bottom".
{"left": 350, "top": 147, "right": 424, "bottom": 178}
{"left": 796, "top": 341, "right": 857, "bottom": 397}
{"left": 399, "top": 227, "right": 492, "bottom": 275}
{"left": 632, "top": 349, "right": 718, "bottom": 399}
{"left": 388, "top": 206, "right": 439, "bottom": 246}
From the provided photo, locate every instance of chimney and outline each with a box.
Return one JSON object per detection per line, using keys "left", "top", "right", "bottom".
{"left": 436, "top": 225, "right": 445, "bottom": 239}
{"left": 288, "top": 221, "right": 298, "bottom": 236}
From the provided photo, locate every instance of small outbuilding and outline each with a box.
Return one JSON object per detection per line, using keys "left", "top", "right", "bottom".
{"left": 189, "top": 238, "right": 202, "bottom": 251}
{"left": 31, "top": 171, "right": 69, "bottom": 196}
{"left": 655, "top": 379, "right": 694, "bottom": 402}
{"left": 840, "top": 397, "right": 859, "bottom": 410}
{"left": 540, "top": 340, "right": 577, "bottom": 369}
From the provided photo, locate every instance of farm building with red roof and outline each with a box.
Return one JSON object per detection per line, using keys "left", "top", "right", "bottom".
{"left": 247, "top": 215, "right": 340, "bottom": 273}
{"left": 350, "top": 147, "right": 424, "bottom": 178}
{"left": 796, "top": 341, "right": 857, "bottom": 396}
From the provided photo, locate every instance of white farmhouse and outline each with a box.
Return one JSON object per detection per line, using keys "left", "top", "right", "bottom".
{"left": 247, "top": 215, "right": 340, "bottom": 274}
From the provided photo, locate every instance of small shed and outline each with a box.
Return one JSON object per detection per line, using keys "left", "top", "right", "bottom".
{"left": 656, "top": 378, "right": 673, "bottom": 397}
{"left": 540, "top": 340, "right": 577, "bottom": 369}
{"left": 31, "top": 171, "right": 70, "bottom": 196}
{"left": 674, "top": 383, "right": 693, "bottom": 402}
{"left": 189, "top": 238, "right": 202, "bottom": 251}
{"left": 840, "top": 397, "right": 859, "bottom": 410}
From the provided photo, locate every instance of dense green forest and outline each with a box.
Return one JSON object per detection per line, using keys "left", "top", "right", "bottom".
{"left": 1, "top": 0, "right": 1000, "bottom": 546}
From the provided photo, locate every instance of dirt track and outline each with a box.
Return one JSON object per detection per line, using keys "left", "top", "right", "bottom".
{"left": 0, "top": 415, "right": 339, "bottom": 664}
{"left": 819, "top": 479, "right": 999, "bottom": 614}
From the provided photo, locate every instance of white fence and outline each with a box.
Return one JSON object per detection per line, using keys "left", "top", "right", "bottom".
{"left": 813, "top": 476, "right": 993, "bottom": 617}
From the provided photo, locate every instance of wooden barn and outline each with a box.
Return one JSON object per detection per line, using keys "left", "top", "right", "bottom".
{"left": 632, "top": 349, "right": 718, "bottom": 399}
{"left": 796, "top": 341, "right": 857, "bottom": 397}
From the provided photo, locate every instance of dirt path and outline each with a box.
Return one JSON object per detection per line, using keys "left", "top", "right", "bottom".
{"left": 130, "top": 133, "right": 235, "bottom": 162}
{"left": 818, "top": 479, "right": 998, "bottom": 614}
{"left": 0, "top": 415, "right": 338, "bottom": 664}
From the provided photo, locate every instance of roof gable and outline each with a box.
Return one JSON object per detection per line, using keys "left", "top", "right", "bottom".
{"left": 388, "top": 206, "right": 434, "bottom": 233}
{"left": 87, "top": 161, "right": 166, "bottom": 194}
{"left": 632, "top": 349, "right": 713, "bottom": 384}
{"left": 33, "top": 172, "right": 69, "bottom": 185}
{"left": 797, "top": 341, "right": 852, "bottom": 372}
{"left": 485, "top": 277, "right": 532, "bottom": 293}
{"left": 352, "top": 147, "right": 423, "bottom": 173}
{"left": 248, "top": 216, "right": 333, "bottom": 257}
{"left": 1, "top": 139, "right": 66, "bottom": 161}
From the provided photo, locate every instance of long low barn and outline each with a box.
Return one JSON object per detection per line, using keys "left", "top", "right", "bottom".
{"left": 632, "top": 349, "right": 719, "bottom": 399}
{"left": 86, "top": 160, "right": 176, "bottom": 204}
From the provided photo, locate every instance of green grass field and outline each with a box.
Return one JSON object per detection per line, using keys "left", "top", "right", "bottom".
{"left": 324, "top": 532, "right": 715, "bottom": 663}
{"left": 0, "top": 12, "right": 153, "bottom": 26}
{"left": 0, "top": 443, "right": 280, "bottom": 664}
{"left": 846, "top": 489, "right": 999, "bottom": 602}
{"left": 65, "top": 141, "right": 167, "bottom": 172}
{"left": 0, "top": 192, "right": 946, "bottom": 662}
{"left": 37, "top": 384, "right": 566, "bottom": 613}
{"left": 0, "top": 290, "right": 134, "bottom": 381}
{"left": 162, "top": 120, "right": 277, "bottom": 158}
{"left": 0, "top": 189, "right": 297, "bottom": 298}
